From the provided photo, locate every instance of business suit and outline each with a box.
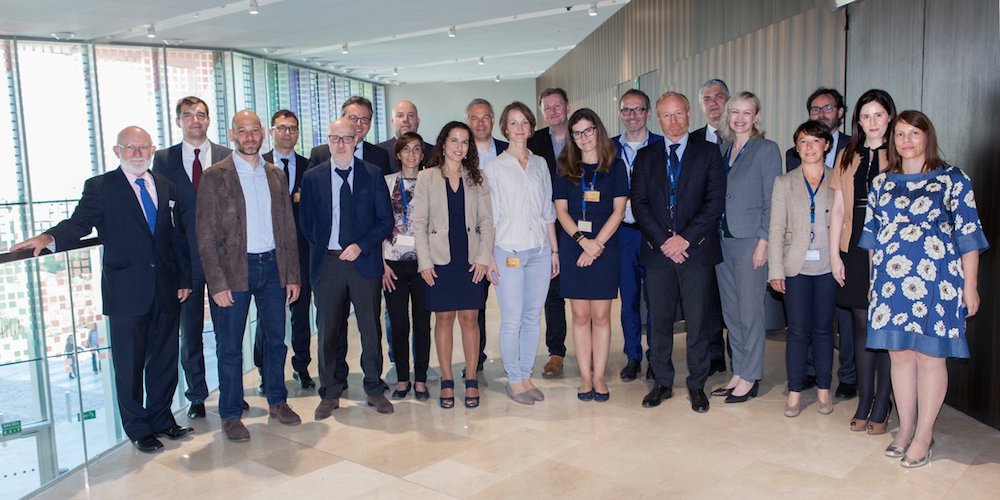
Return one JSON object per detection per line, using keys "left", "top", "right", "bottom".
{"left": 376, "top": 137, "right": 434, "bottom": 172}
{"left": 152, "top": 141, "right": 231, "bottom": 405}
{"left": 46, "top": 167, "right": 190, "bottom": 440}
{"left": 299, "top": 158, "right": 393, "bottom": 400}
{"left": 690, "top": 125, "right": 721, "bottom": 145}
{"left": 785, "top": 132, "right": 850, "bottom": 171}
{"left": 308, "top": 141, "right": 391, "bottom": 175}
{"left": 631, "top": 136, "right": 726, "bottom": 391}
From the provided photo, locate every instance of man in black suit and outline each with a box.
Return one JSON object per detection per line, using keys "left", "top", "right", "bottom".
{"left": 691, "top": 79, "right": 730, "bottom": 145}
{"left": 251, "top": 109, "right": 316, "bottom": 393}
{"left": 152, "top": 96, "right": 232, "bottom": 420}
{"left": 526, "top": 88, "right": 569, "bottom": 379}
{"left": 13, "top": 126, "right": 193, "bottom": 452}
{"left": 307, "top": 95, "right": 391, "bottom": 174}
{"left": 376, "top": 99, "right": 434, "bottom": 171}
{"left": 630, "top": 92, "right": 726, "bottom": 413}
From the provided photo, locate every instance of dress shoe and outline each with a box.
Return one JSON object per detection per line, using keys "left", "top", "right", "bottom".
{"left": 802, "top": 375, "right": 817, "bottom": 390}
{"left": 619, "top": 359, "right": 641, "bottom": 382}
{"left": 187, "top": 402, "right": 206, "bottom": 419}
{"left": 835, "top": 383, "right": 857, "bottom": 400}
{"left": 594, "top": 390, "right": 610, "bottom": 403}
{"left": 414, "top": 383, "right": 431, "bottom": 401}
{"left": 293, "top": 371, "right": 316, "bottom": 389}
{"left": 577, "top": 389, "right": 595, "bottom": 402}
{"left": 884, "top": 442, "right": 909, "bottom": 458}
{"left": 367, "top": 394, "right": 395, "bottom": 414}
{"left": 269, "top": 403, "right": 302, "bottom": 425}
{"left": 707, "top": 359, "right": 727, "bottom": 377}
{"left": 542, "top": 355, "right": 564, "bottom": 379}
{"left": 314, "top": 398, "right": 339, "bottom": 420}
{"left": 901, "top": 440, "right": 934, "bottom": 468}
{"left": 392, "top": 381, "right": 412, "bottom": 400}
{"left": 506, "top": 384, "right": 535, "bottom": 405}
{"left": 156, "top": 424, "right": 193, "bottom": 440}
{"left": 641, "top": 385, "right": 673, "bottom": 408}
{"left": 527, "top": 388, "right": 545, "bottom": 402}
{"left": 221, "top": 419, "right": 250, "bottom": 442}
{"left": 724, "top": 380, "right": 759, "bottom": 404}
{"left": 689, "top": 388, "right": 709, "bottom": 413}
{"left": 132, "top": 435, "right": 164, "bottom": 453}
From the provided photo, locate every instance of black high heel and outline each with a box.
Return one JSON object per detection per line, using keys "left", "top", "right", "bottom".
{"left": 391, "top": 381, "right": 411, "bottom": 400}
{"left": 464, "top": 379, "right": 480, "bottom": 408}
{"left": 724, "top": 380, "right": 759, "bottom": 404}
{"left": 439, "top": 380, "right": 455, "bottom": 409}
{"left": 414, "top": 383, "right": 430, "bottom": 401}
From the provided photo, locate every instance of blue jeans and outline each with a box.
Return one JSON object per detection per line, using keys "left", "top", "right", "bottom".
{"left": 494, "top": 246, "right": 552, "bottom": 384}
{"left": 211, "top": 251, "right": 289, "bottom": 420}
{"left": 784, "top": 273, "right": 836, "bottom": 392}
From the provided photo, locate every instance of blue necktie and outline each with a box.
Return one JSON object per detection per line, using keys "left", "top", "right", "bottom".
{"left": 336, "top": 167, "right": 353, "bottom": 247}
{"left": 135, "top": 178, "right": 157, "bottom": 234}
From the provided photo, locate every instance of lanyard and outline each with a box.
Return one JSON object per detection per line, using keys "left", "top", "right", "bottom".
{"left": 725, "top": 143, "right": 747, "bottom": 175}
{"left": 398, "top": 176, "right": 412, "bottom": 225}
{"left": 804, "top": 170, "right": 825, "bottom": 240}
{"left": 667, "top": 155, "right": 682, "bottom": 210}
{"left": 581, "top": 170, "right": 598, "bottom": 220}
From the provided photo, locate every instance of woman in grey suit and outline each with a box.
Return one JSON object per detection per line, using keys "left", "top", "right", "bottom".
{"left": 712, "top": 91, "right": 783, "bottom": 403}
{"left": 768, "top": 121, "right": 836, "bottom": 417}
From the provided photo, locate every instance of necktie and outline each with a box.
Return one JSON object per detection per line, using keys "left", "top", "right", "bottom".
{"left": 135, "top": 178, "right": 157, "bottom": 234}
{"left": 336, "top": 167, "right": 353, "bottom": 247}
{"left": 667, "top": 143, "right": 681, "bottom": 213}
{"left": 192, "top": 148, "right": 203, "bottom": 191}
{"left": 281, "top": 158, "right": 291, "bottom": 194}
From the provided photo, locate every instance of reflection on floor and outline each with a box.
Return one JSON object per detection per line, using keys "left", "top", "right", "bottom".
{"left": 36, "top": 297, "right": 1000, "bottom": 499}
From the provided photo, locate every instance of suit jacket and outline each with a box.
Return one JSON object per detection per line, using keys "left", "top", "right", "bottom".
{"left": 195, "top": 155, "right": 300, "bottom": 294}
{"left": 46, "top": 168, "right": 191, "bottom": 316}
{"left": 376, "top": 137, "right": 434, "bottom": 172}
{"left": 611, "top": 131, "right": 665, "bottom": 157}
{"left": 411, "top": 168, "right": 495, "bottom": 273}
{"left": 307, "top": 141, "right": 391, "bottom": 176}
{"left": 492, "top": 138, "right": 510, "bottom": 156}
{"left": 691, "top": 126, "right": 722, "bottom": 144}
{"left": 720, "top": 137, "right": 783, "bottom": 240}
{"left": 768, "top": 166, "right": 834, "bottom": 280}
{"left": 264, "top": 150, "right": 311, "bottom": 281}
{"left": 785, "top": 132, "right": 851, "bottom": 171}
{"left": 526, "top": 126, "right": 560, "bottom": 181}
{"left": 631, "top": 136, "right": 726, "bottom": 268}
{"left": 152, "top": 141, "right": 232, "bottom": 279}
{"left": 299, "top": 158, "right": 393, "bottom": 281}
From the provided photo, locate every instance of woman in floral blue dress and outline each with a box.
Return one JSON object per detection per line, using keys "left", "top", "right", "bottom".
{"left": 858, "top": 110, "right": 988, "bottom": 468}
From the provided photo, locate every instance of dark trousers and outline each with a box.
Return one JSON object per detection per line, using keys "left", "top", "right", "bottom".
{"left": 314, "top": 253, "right": 387, "bottom": 399}
{"left": 784, "top": 273, "right": 837, "bottom": 391}
{"left": 804, "top": 307, "right": 857, "bottom": 383}
{"left": 646, "top": 262, "right": 713, "bottom": 390}
{"left": 179, "top": 272, "right": 208, "bottom": 403}
{"left": 209, "top": 252, "right": 289, "bottom": 420}
{"left": 253, "top": 281, "right": 312, "bottom": 375}
{"left": 705, "top": 270, "right": 729, "bottom": 364}
{"left": 544, "top": 275, "right": 567, "bottom": 357}
{"left": 384, "top": 260, "right": 431, "bottom": 383}
{"left": 619, "top": 226, "right": 651, "bottom": 362}
{"left": 107, "top": 301, "right": 179, "bottom": 440}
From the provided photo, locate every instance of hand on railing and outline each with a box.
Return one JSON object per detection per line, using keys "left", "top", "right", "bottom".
{"left": 9, "top": 234, "right": 55, "bottom": 257}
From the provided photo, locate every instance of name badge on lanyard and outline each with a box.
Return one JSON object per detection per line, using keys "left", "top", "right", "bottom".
{"left": 804, "top": 170, "right": 825, "bottom": 261}
{"left": 580, "top": 170, "right": 599, "bottom": 233}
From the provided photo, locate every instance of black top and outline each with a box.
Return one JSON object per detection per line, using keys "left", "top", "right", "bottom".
{"left": 853, "top": 144, "right": 886, "bottom": 206}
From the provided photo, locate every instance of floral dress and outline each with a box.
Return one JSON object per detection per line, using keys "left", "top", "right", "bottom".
{"left": 858, "top": 165, "right": 988, "bottom": 358}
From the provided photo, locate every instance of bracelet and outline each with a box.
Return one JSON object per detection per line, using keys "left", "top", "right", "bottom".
{"left": 572, "top": 231, "right": 584, "bottom": 242}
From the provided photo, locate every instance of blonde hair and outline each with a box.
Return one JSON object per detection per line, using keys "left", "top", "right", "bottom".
{"left": 717, "top": 91, "right": 765, "bottom": 143}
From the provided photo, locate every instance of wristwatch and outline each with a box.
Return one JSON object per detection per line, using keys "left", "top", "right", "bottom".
{"left": 573, "top": 231, "right": 585, "bottom": 242}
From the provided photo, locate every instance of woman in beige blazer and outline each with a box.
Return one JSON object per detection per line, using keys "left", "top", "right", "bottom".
{"left": 411, "top": 121, "right": 494, "bottom": 409}
{"left": 768, "top": 120, "right": 836, "bottom": 417}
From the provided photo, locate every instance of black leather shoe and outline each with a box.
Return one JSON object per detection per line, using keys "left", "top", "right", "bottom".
{"left": 645, "top": 365, "right": 656, "bottom": 382}
{"left": 641, "top": 385, "right": 673, "bottom": 408}
{"left": 242, "top": 399, "right": 250, "bottom": 412}
{"left": 187, "top": 402, "right": 206, "bottom": 419}
{"left": 293, "top": 371, "right": 316, "bottom": 389}
{"left": 725, "top": 380, "right": 760, "bottom": 404}
{"left": 620, "top": 359, "right": 641, "bottom": 382}
{"left": 707, "top": 359, "right": 727, "bottom": 376}
{"left": 132, "top": 435, "right": 164, "bottom": 453}
{"left": 802, "top": 375, "right": 817, "bottom": 390}
{"left": 689, "top": 389, "right": 710, "bottom": 413}
{"left": 156, "top": 424, "right": 193, "bottom": 440}
{"left": 835, "top": 383, "right": 857, "bottom": 400}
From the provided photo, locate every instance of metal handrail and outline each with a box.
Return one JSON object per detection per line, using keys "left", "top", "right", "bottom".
{"left": 0, "top": 237, "right": 100, "bottom": 265}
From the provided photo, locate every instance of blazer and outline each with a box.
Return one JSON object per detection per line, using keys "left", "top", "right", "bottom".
{"left": 307, "top": 141, "right": 392, "bottom": 175}
{"left": 264, "top": 150, "right": 311, "bottom": 280}
{"left": 526, "top": 126, "right": 559, "bottom": 181}
{"left": 492, "top": 138, "right": 510, "bottom": 156}
{"left": 768, "top": 166, "right": 834, "bottom": 280}
{"left": 785, "top": 132, "right": 851, "bottom": 171}
{"left": 611, "top": 131, "right": 664, "bottom": 158}
{"left": 299, "top": 158, "right": 393, "bottom": 281}
{"left": 46, "top": 168, "right": 191, "bottom": 316}
{"left": 411, "top": 167, "right": 495, "bottom": 273}
{"left": 630, "top": 136, "right": 727, "bottom": 269}
{"left": 195, "top": 155, "right": 300, "bottom": 294}
{"left": 720, "top": 137, "right": 783, "bottom": 240}
{"left": 830, "top": 147, "right": 888, "bottom": 252}
{"left": 152, "top": 141, "right": 232, "bottom": 279}
{"left": 690, "top": 126, "right": 720, "bottom": 144}
{"left": 376, "top": 137, "right": 434, "bottom": 172}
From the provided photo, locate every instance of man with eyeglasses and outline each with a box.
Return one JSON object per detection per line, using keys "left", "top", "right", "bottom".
{"left": 300, "top": 117, "right": 395, "bottom": 418}
{"left": 308, "top": 95, "right": 391, "bottom": 175}
{"left": 13, "top": 126, "right": 193, "bottom": 452}
{"left": 377, "top": 99, "right": 434, "bottom": 172}
{"left": 152, "top": 96, "right": 233, "bottom": 420}
{"left": 610, "top": 89, "right": 663, "bottom": 382}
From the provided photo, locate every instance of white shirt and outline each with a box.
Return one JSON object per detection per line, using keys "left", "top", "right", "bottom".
{"left": 705, "top": 124, "right": 720, "bottom": 144}
{"left": 232, "top": 153, "right": 275, "bottom": 253}
{"left": 483, "top": 151, "right": 556, "bottom": 252}
{"left": 354, "top": 142, "right": 364, "bottom": 161}
{"left": 181, "top": 140, "right": 212, "bottom": 181}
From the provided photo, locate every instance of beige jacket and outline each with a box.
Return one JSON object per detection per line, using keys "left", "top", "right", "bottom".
{"left": 768, "top": 166, "right": 833, "bottom": 280}
{"left": 830, "top": 148, "right": 888, "bottom": 251}
{"left": 411, "top": 167, "right": 495, "bottom": 273}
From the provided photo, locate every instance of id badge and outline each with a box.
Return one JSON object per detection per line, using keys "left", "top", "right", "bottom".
{"left": 396, "top": 235, "right": 415, "bottom": 247}
{"left": 583, "top": 190, "right": 601, "bottom": 202}
{"left": 805, "top": 249, "right": 821, "bottom": 261}
{"left": 505, "top": 257, "right": 521, "bottom": 268}
{"left": 578, "top": 220, "right": 593, "bottom": 233}
{"left": 168, "top": 200, "right": 176, "bottom": 226}
{"left": 293, "top": 192, "right": 301, "bottom": 203}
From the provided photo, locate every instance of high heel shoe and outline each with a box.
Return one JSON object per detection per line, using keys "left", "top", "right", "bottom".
{"left": 900, "top": 439, "right": 934, "bottom": 468}
{"left": 464, "top": 379, "right": 480, "bottom": 409}
{"left": 867, "top": 404, "right": 893, "bottom": 435}
{"left": 817, "top": 390, "right": 834, "bottom": 415}
{"left": 784, "top": 402, "right": 801, "bottom": 418}
{"left": 391, "top": 381, "right": 411, "bottom": 400}
{"left": 439, "top": 380, "right": 455, "bottom": 409}
{"left": 725, "top": 380, "right": 759, "bottom": 404}
{"left": 849, "top": 418, "right": 869, "bottom": 432}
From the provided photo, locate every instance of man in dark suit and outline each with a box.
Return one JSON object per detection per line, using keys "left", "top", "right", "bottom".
{"left": 307, "top": 95, "right": 391, "bottom": 174}
{"left": 631, "top": 92, "right": 726, "bottom": 413}
{"left": 251, "top": 109, "right": 315, "bottom": 393}
{"left": 691, "top": 79, "right": 730, "bottom": 145}
{"left": 377, "top": 99, "right": 434, "bottom": 171}
{"left": 300, "top": 117, "right": 395, "bottom": 418}
{"left": 526, "top": 87, "right": 570, "bottom": 378}
{"left": 13, "top": 126, "right": 193, "bottom": 452}
{"left": 151, "top": 96, "right": 232, "bottom": 420}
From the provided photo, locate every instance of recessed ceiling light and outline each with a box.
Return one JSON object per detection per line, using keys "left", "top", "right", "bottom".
{"left": 249, "top": 0, "right": 259, "bottom": 15}
{"left": 589, "top": 3, "right": 598, "bottom": 16}
{"left": 494, "top": 75, "right": 501, "bottom": 83}
{"left": 146, "top": 25, "right": 157, "bottom": 38}
{"left": 341, "top": 43, "right": 349, "bottom": 54}
{"left": 163, "top": 39, "right": 184, "bottom": 46}
{"left": 262, "top": 47, "right": 280, "bottom": 54}
{"left": 448, "top": 26, "right": 456, "bottom": 38}
{"left": 51, "top": 32, "right": 75, "bottom": 40}
{"left": 392, "top": 67, "right": 399, "bottom": 76}
{"left": 478, "top": 56, "right": 485, "bottom": 65}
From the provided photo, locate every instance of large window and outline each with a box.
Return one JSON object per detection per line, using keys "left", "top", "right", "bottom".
{"left": 94, "top": 46, "right": 165, "bottom": 160}
{"left": 165, "top": 50, "right": 227, "bottom": 146}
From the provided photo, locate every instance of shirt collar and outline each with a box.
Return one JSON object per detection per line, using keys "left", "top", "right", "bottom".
{"left": 665, "top": 133, "right": 689, "bottom": 148}
{"left": 182, "top": 139, "right": 210, "bottom": 153}
{"left": 232, "top": 153, "right": 265, "bottom": 173}
{"left": 618, "top": 131, "right": 651, "bottom": 149}
{"left": 121, "top": 167, "right": 152, "bottom": 185}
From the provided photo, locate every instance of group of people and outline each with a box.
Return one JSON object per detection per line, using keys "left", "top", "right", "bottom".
{"left": 12, "top": 80, "right": 987, "bottom": 470}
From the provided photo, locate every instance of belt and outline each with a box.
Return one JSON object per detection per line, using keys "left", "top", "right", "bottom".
{"left": 247, "top": 250, "right": 275, "bottom": 261}
{"left": 621, "top": 221, "right": 640, "bottom": 230}
{"left": 326, "top": 249, "right": 343, "bottom": 256}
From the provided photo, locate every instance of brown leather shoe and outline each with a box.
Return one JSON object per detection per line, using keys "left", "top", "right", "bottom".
{"left": 542, "top": 355, "right": 564, "bottom": 379}
{"left": 366, "top": 394, "right": 395, "bottom": 414}
{"left": 269, "top": 403, "right": 302, "bottom": 425}
{"left": 314, "top": 398, "right": 339, "bottom": 420}
{"left": 221, "top": 419, "right": 250, "bottom": 442}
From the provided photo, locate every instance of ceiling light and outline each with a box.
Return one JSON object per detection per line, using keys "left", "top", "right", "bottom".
{"left": 302, "top": 57, "right": 316, "bottom": 63}
{"left": 478, "top": 56, "right": 485, "bottom": 65}
{"left": 448, "top": 26, "right": 456, "bottom": 38}
{"left": 589, "top": 3, "right": 598, "bottom": 16}
{"left": 341, "top": 43, "right": 349, "bottom": 54}
{"left": 249, "top": 0, "right": 259, "bottom": 15}
{"left": 163, "top": 38, "right": 184, "bottom": 46}
{"left": 392, "top": 67, "right": 399, "bottom": 76}
{"left": 51, "top": 32, "right": 75, "bottom": 40}
{"left": 146, "top": 25, "right": 156, "bottom": 38}
{"left": 262, "top": 47, "right": 279, "bottom": 54}
{"left": 494, "top": 75, "right": 501, "bottom": 83}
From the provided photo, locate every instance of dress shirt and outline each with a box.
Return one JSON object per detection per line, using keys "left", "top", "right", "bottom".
{"left": 549, "top": 129, "right": 566, "bottom": 159}
{"left": 354, "top": 142, "right": 364, "bottom": 161}
{"left": 706, "top": 124, "right": 719, "bottom": 144}
{"left": 122, "top": 168, "right": 158, "bottom": 221}
{"left": 477, "top": 140, "right": 498, "bottom": 168}
{"left": 327, "top": 159, "right": 356, "bottom": 250}
{"left": 666, "top": 133, "right": 689, "bottom": 166}
{"left": 181, "top": 140, "right": 212, "bottom": 182}
{"left": 618, "top": 131, "right": 653, "bottom": 224}
{"left": 484, "top": 151, "right": 556, "bottom": 253}
{"left": 825, "top": 131, "right": 842, "bottom": 167}
{"left": 232, "top": 153, "right": 275, "bottom": 253}
{"left": 273, "top": 150, "right": 296, "bottom": 194}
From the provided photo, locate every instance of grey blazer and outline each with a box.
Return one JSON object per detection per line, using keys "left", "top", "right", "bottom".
{"left": 411, "top": 167, "right": 495, "bottom": 273}
{"left": 768, "top": 167, "right": 834, "bottom": 280}
{"left": 720, "top": 137, "right": 783, "bottom": 240}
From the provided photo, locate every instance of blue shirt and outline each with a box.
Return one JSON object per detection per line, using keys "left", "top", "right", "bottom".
{"left": 328, "top": 159, "right": 356, "bottom": 250}
{"left": 549, "top": 129, "right": 566, "bottom": 159}
{"left": 232, "top": 153, "right": 275, "bottom": 253}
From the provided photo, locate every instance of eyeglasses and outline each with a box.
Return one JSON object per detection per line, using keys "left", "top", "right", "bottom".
{"left": 117, "top": 144, "right": 154, "bottom": 154}
{"left": 328, "top": 135, "right": 357, "bottom": 144}
{"left": 273, "top": 125, "right": 299, "bottom": 134}
{"left": 571, "top": 126, "right": 597, "bottom": 139}
{"left": 619, "top": 106, "right": 648, "bottom": 117}
{"left": 809, "top": 104, "right": 838, "bottom": 114}
{"left": 345, "top": 115, "right": 372, "bottom": 125}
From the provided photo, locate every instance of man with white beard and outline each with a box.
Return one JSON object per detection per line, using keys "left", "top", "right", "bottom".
{"left": 11, "top": 126, "right": 194, "bottom": 453}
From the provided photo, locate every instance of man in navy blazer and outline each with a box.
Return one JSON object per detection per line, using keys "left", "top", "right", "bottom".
{"left": 631, "top": 92, "right": 726, "bottom": 413}
{"left": 300, "top": 117, "right": 395, "bottom": 418}
{"left": 151, "top": 96, "right": 232, "bottom": 419}
{"left": 13, "top": 126, "right": 193, "bottom": 453}
{"left": 307, "top": 95, "right": 391, "bottom": 175}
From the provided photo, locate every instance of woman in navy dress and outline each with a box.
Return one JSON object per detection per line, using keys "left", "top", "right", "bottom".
{"left": 553, "top": 108, "right": 628, "bottom": 401}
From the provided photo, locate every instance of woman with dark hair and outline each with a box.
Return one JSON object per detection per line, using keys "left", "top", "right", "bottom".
{"left": 553, "top": 108, "right": 628, "bottom": 401}
{"left": 412, "top": 122, "right": 494, "bottom": 409}
{"left": 861, "top": 110, "right": 987, "bottom": 467}
{"left": 829, "top": 89, "right": 896, "bottom": 434}
{"left": 768, "top": 120, "right": 836, "bottom": 416}
{"left": 382, "top": 132, "right": 431, "bottom": 400}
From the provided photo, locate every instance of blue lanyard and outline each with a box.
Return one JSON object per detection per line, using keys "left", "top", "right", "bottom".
{"left": 725, "top": 143, "right": 747, "bottom": 175}
{"left": 581, "top": 170, "right": 598, "bottom": 220}
{"left": 398, "top": 176, "right": 412, "bottom": 225}
{"left": 804, "top": 170, "right": 825, "bottom": 240}
{"left": 666, "top": 149, "right": 683, "bottom": 209}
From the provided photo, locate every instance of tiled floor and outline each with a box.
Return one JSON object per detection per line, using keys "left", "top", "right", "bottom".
{"left": 35, "top": 299, "right": 1000, "bottom": 499}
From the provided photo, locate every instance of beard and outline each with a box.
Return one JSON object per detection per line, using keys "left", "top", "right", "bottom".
{"left": 121, "top": 157, "right": 151, "bottom": 176}
{"left": 237, "top": 140, "right": 261, "bottom": 156}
